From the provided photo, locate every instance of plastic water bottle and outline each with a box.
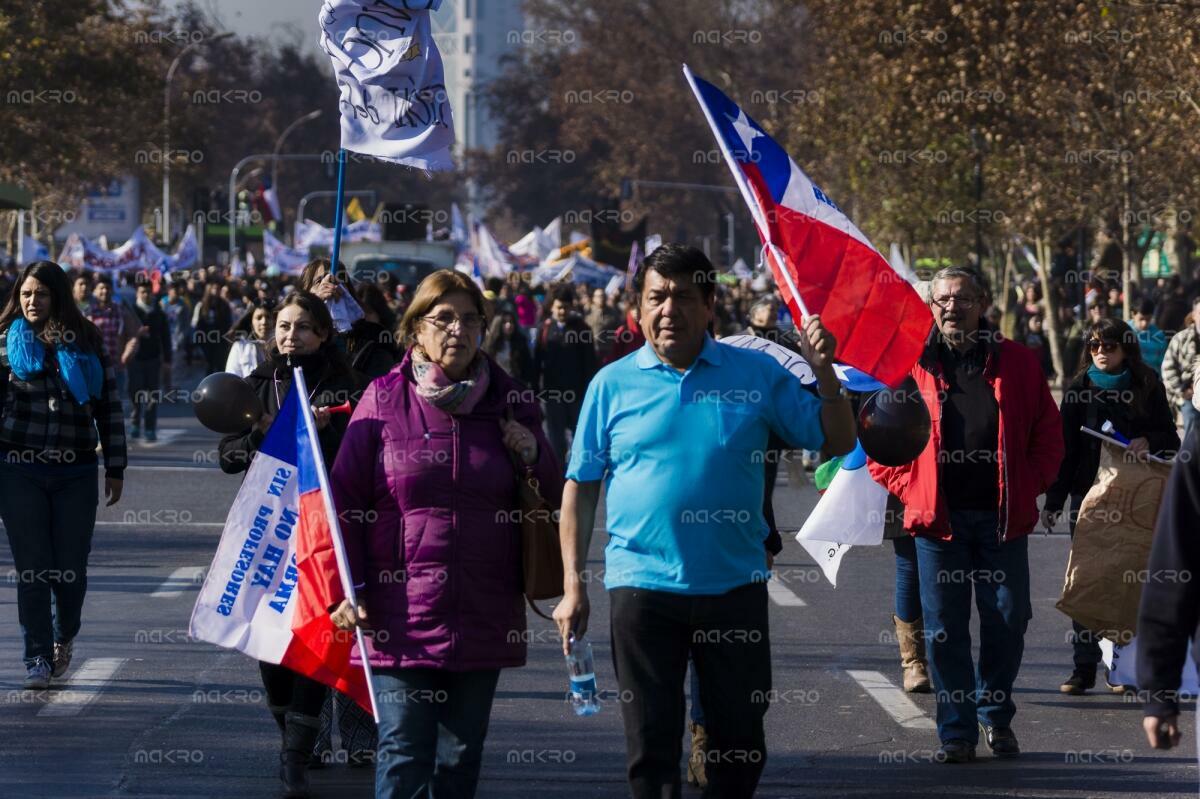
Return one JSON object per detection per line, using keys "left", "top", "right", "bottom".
{"left": 566, "top": 635, "right": 600, "bottom": 716}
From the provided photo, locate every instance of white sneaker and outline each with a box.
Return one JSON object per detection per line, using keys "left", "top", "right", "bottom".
{"left": 24, "top": 657, "right": 51, "bottom": 690}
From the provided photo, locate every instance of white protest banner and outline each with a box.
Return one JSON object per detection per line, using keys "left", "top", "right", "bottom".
{"left": 319, "top": 0, "right": 455, "bottom": 171}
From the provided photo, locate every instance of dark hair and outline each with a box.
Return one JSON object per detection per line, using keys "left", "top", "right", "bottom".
{"left": 1074, "top": 317, "right": 1160, "bottom": 414}
{"left": 270, "top": 291, "right": 351, "bottom": 373}
{"left": 227, "top": 299, "right": 276, "bottom": 341}
{"left": 299, "top": 258, "right": 349, "bottom": 293}
{"left": 1137, "top": 298, "right": 1155, "bottom": 318}
{"left": 483, "top": 310, "right": 524, "bottom": 353}
{"left": 354, "top": 282, "right": 397, "bottom": 331}
{"left": 550, "top": 285, "right": 576, "bottom": 306}
{"left": 0, "top": 261, "right": 104, "bottom": 354}
{"left": 634, "top": 244, "right": 715, "bottom": 301}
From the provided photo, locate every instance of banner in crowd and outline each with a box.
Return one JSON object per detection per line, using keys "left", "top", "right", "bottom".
{"left": 264, "top": 229, "right": 312, "bottom": 276}
{"left": 58, "top": 225, "right": 198, "bottom": 274}
{"left": 189, "top": 370, "right": 373, "bottom": 714}
{"left": 684, "top": 64, "right": 932, "bottom": 387}
{"left": 318, "top": 0, "right": 455, "bottom": 171}
{"left": 475, "top": 224, "right": 512, "bottom": 278}
{"left": 450, "top": 203, "right": 469, "bottom": 249}
{"left": 529, "top": 253, "right": 624, "bottom": 289}
{"left": 20, "top": 236, "right": 49, "bottom": 266}
{"left": 294, "top": 218, "right": 382, "bottom": 250}
{"left": 509, "top": 217, "right": 562, "bottom": 261}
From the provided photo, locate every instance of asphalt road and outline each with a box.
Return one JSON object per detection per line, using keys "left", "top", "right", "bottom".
{"left": 0, "top": 369, "right": 1195, "bottom": 798}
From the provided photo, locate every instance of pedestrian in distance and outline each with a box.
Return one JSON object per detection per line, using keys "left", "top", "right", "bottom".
{"left": 0, "top": 261, "right": 126, "bottom": 690}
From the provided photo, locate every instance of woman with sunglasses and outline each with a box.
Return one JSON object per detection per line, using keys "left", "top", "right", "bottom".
{"left": 1043, "top": 317, "right": 1179, "bottom": 695}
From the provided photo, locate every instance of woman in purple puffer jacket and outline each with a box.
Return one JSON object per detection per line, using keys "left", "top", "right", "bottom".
{"left": 328, "top": 270, "right": 564, "bottom": 799}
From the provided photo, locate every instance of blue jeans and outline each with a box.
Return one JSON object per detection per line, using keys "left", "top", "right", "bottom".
{"left": 915, "top": 510, "right": 1031, "bottom": 744}
{"left": 893, "top": 535, "right": 922, "bottom": 622}
{"left": 373, "top": 667, "right": 501, "bottom": 799}
{"left": 688, "top": 657, "right": 704, "bottom": 726}
{"left": 1182, "top": 401, "right": 1198, "bottom": 447}
{"left": 0, "top": 462, "right": 99, "bottom": 667}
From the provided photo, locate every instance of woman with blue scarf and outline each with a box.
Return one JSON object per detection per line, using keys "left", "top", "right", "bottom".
{"left": 0, "top": 262, "right": 126, "bottom": 690}
{"left": 1043, "top": 316, "right": 1178, "bottom": 695}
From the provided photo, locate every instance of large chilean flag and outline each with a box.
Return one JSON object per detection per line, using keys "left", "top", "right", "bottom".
{"left": 190, "top": 369, "right": 376, "bottom": 716}
{"left": 684, "top": 65, "right": 932, "bottom": 387}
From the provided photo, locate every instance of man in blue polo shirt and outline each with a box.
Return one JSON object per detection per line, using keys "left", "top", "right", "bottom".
{"left": 554, "top": 244, "right": 856, "bottom": 799}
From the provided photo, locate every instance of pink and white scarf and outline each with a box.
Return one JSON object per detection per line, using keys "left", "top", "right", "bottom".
{"left": 410, "top": 348, "right": 491, "bottom": 415}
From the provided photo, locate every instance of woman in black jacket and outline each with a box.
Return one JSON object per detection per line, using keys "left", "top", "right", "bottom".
{"left": 218, "top": 291, "right": 368, "bottom": 798}
{"left": 1043, "top": 316, "right": 1179, "bottom": 695}
{"left": 345, "top": 282, "right": 399, "bottom": 380}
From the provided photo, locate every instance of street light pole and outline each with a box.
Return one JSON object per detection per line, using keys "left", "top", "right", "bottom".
{"left": 228, "top": 153, "right": 335, "bottom": 257}
{"left": 271, "top": 110, "right": 323, "bottom": 199}
{"left": 162, "top": 31, "right": 231, "bottom": 246}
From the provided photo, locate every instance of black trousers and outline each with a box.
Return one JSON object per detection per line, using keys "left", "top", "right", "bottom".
{"left": 259, "top": 660, "right": 328, "bottom": 719}
{"left": 542, "top": 396, "right": 582, "bottom": 466}
{"left": 610, "top": 582, "right": 771, "bottom": 799}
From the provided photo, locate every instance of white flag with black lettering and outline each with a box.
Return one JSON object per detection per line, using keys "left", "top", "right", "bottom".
{"left": 319, "top": 0, "right": 454, "bottom": 171}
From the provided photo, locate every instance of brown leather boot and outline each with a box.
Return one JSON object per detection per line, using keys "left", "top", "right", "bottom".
{"left": 894, "top": 615, "right": 931, "bottom": 693}
{"left": 687, "top": 721, "right": 708, "bottom": 788}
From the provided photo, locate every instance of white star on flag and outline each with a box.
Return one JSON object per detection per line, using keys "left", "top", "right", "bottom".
{"left": 727, "top": 108, "right": 763, "bottom": 155}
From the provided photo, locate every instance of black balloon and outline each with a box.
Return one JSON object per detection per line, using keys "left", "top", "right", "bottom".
{"left": 193, "top": 372, "right": 264, "bottom": 434}
{"left": 858, "top": 376, "right": 931, "bottom": 467}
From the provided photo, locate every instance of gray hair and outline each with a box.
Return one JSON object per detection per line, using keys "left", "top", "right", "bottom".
{"left": 749, "top": 296, "right": 778, "bottom": 316}
{"left": 931, "top": 266, "right": 990, "bottom": 299}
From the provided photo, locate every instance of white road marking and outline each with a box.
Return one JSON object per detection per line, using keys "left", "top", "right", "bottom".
{"left": 151, "top": 567, "right": 208, "bottom": 598}
{"left": 846, "top": 669, "right": 937, "bottom": 730}
{"left": 766, "top": 578, "right": 807, "bottom": 607}
{"left": 38, "top": 658, "right": 126, "bottom": 718}
{"left": 132, "top": 428, "right": 187, "bottom": 447}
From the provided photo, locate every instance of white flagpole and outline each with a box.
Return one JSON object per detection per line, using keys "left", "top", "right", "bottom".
{"left": 682, "top": 64, "right": 810, "bottom": 319}
{"left": 293, "top": 368, "right": 381, "bottom": 722}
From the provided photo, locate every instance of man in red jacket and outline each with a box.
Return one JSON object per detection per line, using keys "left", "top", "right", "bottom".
{"left": 869, "top": 266, "right": 1064, "bottom": 764}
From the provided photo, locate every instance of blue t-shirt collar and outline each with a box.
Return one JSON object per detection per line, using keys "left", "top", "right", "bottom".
{"left": 636, "top": 334, "right": 723, "bottom": 371}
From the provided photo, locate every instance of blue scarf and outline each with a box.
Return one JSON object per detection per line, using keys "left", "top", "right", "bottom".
{"left": 1088, "top": 364, "right": 1131, "bottom": 390}
{"left": 7, "top": 317, "right": 103, "bottom": 405}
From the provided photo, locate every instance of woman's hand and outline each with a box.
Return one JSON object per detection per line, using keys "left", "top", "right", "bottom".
{"left": 105, "top": 478, "right": 123, "bottom": 506}
{"left": 1127, "top": 436, "right": 1150, "bottom": 461}
{"left": 313, "top": 276, "right": 343, "bottom": 301}
{"left": 501, "top": 419, "right": 538, "bottom": 465}
{"left": 330, "top": 598, "right": 368, "bottom": 631}
{"left": 312, "top": 405, "right": 331, "bottom": 430}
